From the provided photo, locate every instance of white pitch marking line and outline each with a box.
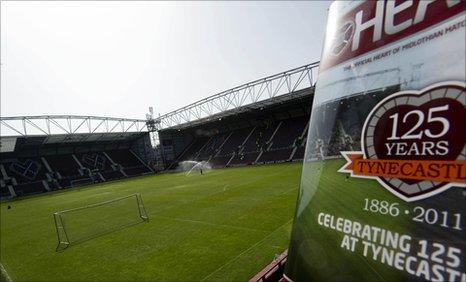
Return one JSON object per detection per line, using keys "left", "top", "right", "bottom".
{"left": 151, "top": 214, "right": 267, "bottom": 234}
{"left": 200, "top": 219, "right": 293, "bottom": 281}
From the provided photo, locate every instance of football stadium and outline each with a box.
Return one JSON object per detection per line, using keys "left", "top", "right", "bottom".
{"left": 2, "top": 1, "right": 465, "bottom": 281}
{"left": 0, "top": 63, "right": 319, "bottom": 281}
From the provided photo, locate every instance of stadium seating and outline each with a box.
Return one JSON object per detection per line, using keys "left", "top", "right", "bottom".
{"left": 228, "top": 151, "right": 260, "bottom": 166}
{"left": 76, "top": 152, "right": 125, "bottom": 181}
{"left": 217, "top": 127, "right": 253, "bottom": 156}
{"left": 210, "top": 155, "right": 233, "bottom": 167}
{"left": 0, "top": 185, "right": 10, "bottom": 198}
{"left": 124, "top": 166, "right": 150, "bottom": 176}
{"left": 258, "top": 148, "right": 294, "bottom": 163}
{"left": 269, "top": 116, "right": 308, "bottom": 149}
{"left": 0, "top": 168, "right": 12, "bottom": 198}
{"left": 78, "top": 153, "right": 108, "bottom": 171}
{"left": 174, "top": 136, "right": 209, "bottom": 163}
{"left": 107, "top": 150, "right": 140, "bottom": 167}
{"left": 100, "top": 170, "right": 124, "bottom": 181}
{"left": 196, "top": 133, "right": 229, "bottom": 161}
{"left": 242, "top": 123, "right": 278, "bottom": 153}
{"left": 13, "top": 181, "right": 47, "bottom": 196}
{"left": 45, "top": 155, "right": 95, "bottom": 188}
{"left": 173, "top": 115, "right": 311, "bottom": 168}
{"left": 106, "top": 150, "right": 151, "bottom": 176}
{"left": 46, "top": 155, "right": 80, "bottom": 177}
{"left": 6, "top": 158, "right": 48, "bottom": 184}
{"left": 292, "top": 146, "right": 306, "bottom": 160}
{"left": 2, "top": 158, "right": 50, "bottom": 195}
{"left": 0, "top": 149, "right": 152, "bottom": 198}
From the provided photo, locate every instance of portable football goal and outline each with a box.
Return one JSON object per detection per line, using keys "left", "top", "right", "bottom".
{"left": 53, "top": 193, "right": 149, "bottom": 251}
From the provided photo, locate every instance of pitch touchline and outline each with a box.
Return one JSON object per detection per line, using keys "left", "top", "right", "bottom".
{"left": 200, "top": 218, "right": 293, "bottom": 281}
{"left": 150, "top": 214, "right": 267, "bottom": 233}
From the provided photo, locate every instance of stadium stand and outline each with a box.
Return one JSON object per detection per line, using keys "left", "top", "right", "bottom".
{"left": 229, "top": 151, "right": 260, "bottom": 166}
{"left": 1, "top": 63, "right": 320, "bottom": 198}
{"left": 106, "top": 149, "right": 152, "bottom": 176}
{"left": 13, "top": 181, "right": 47, "bottom": 196}
{"left": 0, "top": 133, "right": 154, "bottom": 199}
{"left": 292, "top": 146, "right": 306, "bottom": 160}
{"left": 173, "top": 136, "right": 209, "bottom": 165}
{"left": 158, "top": 78, "right": 397, "bottom": 170}
{"left": 196, "top": 133, "right": 230, "bottom": 161}
{"left": 107, "top": 150, "right": 140, "bottom": 167}
{"left": 0, "top": 185, "right": 10, "bottom": 198}
{"left": 160, "top": 87, "right": 314, "bottom": 169}
{"left": 210, "top": 155, "right": 233, "bottom": 167}
{"left": 46, "top": 154, "right": 80, "bottom": 177}
{"left": 45, "top": 154, "right": 92, "bottom": 188}
{"left": 164, "top": 116, "right": 311, "bottom": 169}
{"left": 1, "top": 158, "right": 48, "bottom": 196}
{"left": 165, "top": 84, "right": 397, "bottom": 169}
{"left": 217, "top": 127, "right": 252, "bottom": 156}
{"left": 258, "top": 148, "right": 293, "bottom": 163}
{"left": 269, "top": 116, "right": 308, "bottom": 149}
{"left": 76, "top": 152, "right": 125, "bottom": 181}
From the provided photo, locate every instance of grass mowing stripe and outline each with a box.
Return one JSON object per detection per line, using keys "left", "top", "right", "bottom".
{"left": 150, "top": 168, "right": 293, "bottom": 216}
{"left": 151, "top": 215, "right": 268, "bottom": 233}
{"left": 0, "top": 263, "right": 12, "bottom": 282}
{"left": 200, "top": 219, "right": 293, "bottom": 281}
{"left": 1, "top": 163, "right": 301, "bottom": 281}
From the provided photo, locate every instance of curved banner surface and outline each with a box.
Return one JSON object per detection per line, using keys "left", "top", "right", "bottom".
{"left": 285, "top": 1, "right": 465, "bottom": 281}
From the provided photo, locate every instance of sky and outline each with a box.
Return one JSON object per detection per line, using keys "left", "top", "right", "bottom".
{"left": 1, "top": 1, "right": 330, "bottom": 120}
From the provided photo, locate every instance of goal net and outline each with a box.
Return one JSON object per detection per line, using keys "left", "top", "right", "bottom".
{"left": 53, "top": 193, "right": 148, "bottom": 251}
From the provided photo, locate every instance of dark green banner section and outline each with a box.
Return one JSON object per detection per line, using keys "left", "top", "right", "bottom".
{"left": 285, "top": 1, "right": 465, "bottom": 281}
{"left": 286, "top": 159, "right": 465, "bottom": 281}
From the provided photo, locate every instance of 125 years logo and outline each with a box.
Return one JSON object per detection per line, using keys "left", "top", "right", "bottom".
{"left": 339, "top": 82, "right": 466, "bottom": 202}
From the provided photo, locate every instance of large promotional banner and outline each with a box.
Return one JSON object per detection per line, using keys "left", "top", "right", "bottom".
{"left": 285, "top": 1, "right": 465, "bottom": 281}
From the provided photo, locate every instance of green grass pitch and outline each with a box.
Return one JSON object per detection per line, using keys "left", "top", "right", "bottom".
{"left": 0, "top": 163, "right": 302, "bottom": 281}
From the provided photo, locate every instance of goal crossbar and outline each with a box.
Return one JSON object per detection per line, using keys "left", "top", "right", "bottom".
{"left": 53, "top": 193, "right": 149, "bottom": 252}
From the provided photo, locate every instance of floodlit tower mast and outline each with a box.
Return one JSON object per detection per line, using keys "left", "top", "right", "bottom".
{"left": 145, "top": 107, "right": 160, "bottom": 146}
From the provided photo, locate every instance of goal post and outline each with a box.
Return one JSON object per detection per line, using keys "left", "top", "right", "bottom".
{"left": 53, "top": 193, "right": 149, "bottom": 252}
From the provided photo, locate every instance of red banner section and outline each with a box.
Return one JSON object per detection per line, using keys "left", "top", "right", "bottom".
{"left": 320, "top": 0, "right": 466, "bottom": 71}
{"left": 341, "top": 153, "right": 466, "bottom": 183}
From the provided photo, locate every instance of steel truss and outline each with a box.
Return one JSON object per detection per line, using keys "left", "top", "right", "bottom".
{"left": 0, "top": 115, "right": 148, "bottom": 137}
{"left": 155, "top": 62, "right": 319, "bottom": 129}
